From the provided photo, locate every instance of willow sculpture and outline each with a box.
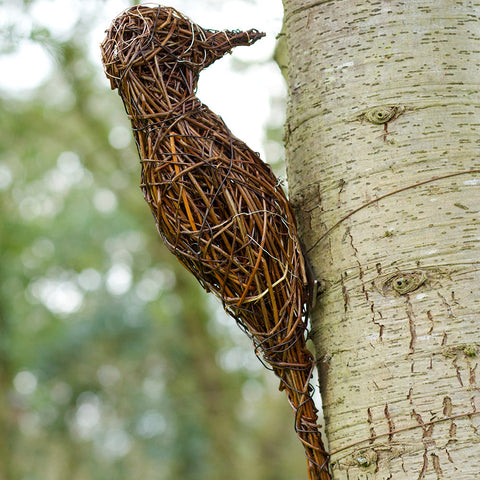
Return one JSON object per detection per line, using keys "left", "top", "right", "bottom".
{"left": 101, "top": 5, "right": 329, "bottom": 479}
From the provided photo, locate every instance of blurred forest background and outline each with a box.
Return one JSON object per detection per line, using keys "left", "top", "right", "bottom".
{"left": 0, "top": 0, "right": 311, "bottom": 479}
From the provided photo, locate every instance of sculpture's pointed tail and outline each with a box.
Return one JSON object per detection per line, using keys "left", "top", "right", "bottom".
{"left": 278, "top": 344, "right": 331, "bottom": 480}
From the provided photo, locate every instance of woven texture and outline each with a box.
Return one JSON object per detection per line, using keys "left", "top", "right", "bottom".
{"left": 101, "top": 6, "right": 329, "bottom": 479}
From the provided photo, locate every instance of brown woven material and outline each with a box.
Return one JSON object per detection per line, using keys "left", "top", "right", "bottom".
{"left": 101, "top": 6, "right": 329, "bottom": 479}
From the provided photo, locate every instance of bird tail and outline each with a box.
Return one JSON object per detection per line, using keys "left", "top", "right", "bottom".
{"left": 276, "top": 342, "right": 330, "bottom": 480}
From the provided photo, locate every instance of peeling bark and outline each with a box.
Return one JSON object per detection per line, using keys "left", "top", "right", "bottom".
{"left": 281, "top": 0, "right": 480, "bottom": 478}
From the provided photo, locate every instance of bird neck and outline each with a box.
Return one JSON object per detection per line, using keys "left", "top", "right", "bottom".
{"left": 160, "top": 68, "right": 203, "bottom": 117}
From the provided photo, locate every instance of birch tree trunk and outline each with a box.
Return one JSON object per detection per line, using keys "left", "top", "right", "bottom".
{"left": 280, "top": 1, "right": 480, "bottom": 478}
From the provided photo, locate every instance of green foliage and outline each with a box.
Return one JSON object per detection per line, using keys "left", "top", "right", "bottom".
{"left": 0, "top": 1, "right": 306, "bottom": 480}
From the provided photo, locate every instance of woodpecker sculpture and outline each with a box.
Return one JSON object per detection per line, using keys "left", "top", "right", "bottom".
{"left": 101, "top": 6, "right": 329, "bottom": 479}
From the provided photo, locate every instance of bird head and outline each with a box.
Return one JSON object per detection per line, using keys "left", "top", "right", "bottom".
{"left": 101, "top": 5, "right": 265, "bottom": 90}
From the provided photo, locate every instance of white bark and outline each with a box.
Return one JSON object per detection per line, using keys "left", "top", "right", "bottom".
{"left": 282, "top": 0, "right": 480, "bottom": 478}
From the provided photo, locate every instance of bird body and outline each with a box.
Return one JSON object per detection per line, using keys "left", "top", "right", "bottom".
{"left": 101, "top": 6, "right": 329, "bottom": 479}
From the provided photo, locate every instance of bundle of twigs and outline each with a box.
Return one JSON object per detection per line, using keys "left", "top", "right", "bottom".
{"left": 101, "top": 5, "right": 329, "bottom": 479}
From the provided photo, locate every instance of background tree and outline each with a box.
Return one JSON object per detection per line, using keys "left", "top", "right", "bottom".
{"left": 280, "top": 0, "right": 480, "bottom": 478}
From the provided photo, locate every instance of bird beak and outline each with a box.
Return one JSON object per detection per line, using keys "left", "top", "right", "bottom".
{"left": 204, "top": 28, "right": 265, "bottom": 65}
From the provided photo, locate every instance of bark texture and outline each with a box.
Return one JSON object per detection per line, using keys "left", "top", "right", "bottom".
{"left": 282, "top": 0, "right": 480, "bottom": 478}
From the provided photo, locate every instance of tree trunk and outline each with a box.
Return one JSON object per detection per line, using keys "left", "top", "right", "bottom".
{"left": 281, "top": 0, "right": 480, "bottom": 478}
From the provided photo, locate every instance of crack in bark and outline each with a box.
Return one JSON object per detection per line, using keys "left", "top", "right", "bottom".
{"left": 471, "top": 396, "right": 477, "bottom": 413}
{"left": 337, "top": 178, "right": 345, "bottom": 206}
{"left": 406, "top": 296, "right": 417, "bottom": 354}
{"left": 340, "top": 272, "right": 349, "bottom": 312}
{"left": 431, "top": 453, "right": 443, "bottom": 478}
{"left": 445, "top": 447, "right": 454, "bottom": 463}
{"left": 437, "top": 291, "right": 455, "bottom": 320}
{"left": 407, "top": 387, "right": 414, "bottom": 404}
{"left": 449, "top": 421, "right": 457, "bottom": 438}
{"left": 443, "top": 396, "right": 453, "bottom": 416}
{"left": 367, "top": 407, "right": 376, "bottom": 443}
{"left": 384, "top": 403, "right": 396, "bottom": 441}
{"left": 412, "top": 409, "right": 426, "bottom": 432}
{"left": 427, "top": 310, "right": 434, "bottom": 334}
{"left": 418, "top": 449, "right": 428, "bottom": 480}
{"left": 452, "top": 357, "right": 464, "bottom": 387}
